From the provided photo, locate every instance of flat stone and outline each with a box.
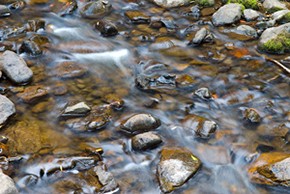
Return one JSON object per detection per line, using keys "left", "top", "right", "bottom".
{"left": 120, "top": 113, "right": 161, "bottom": 135}
{"left": 131, "top": 132, "right": 162, "bottom": 150}
{"left": 0, "top": 50, "right": 33, "bottom": 84}
{"left": 55, "top": 61, "right": 88, "bottom": 79}
{"left": 0, "top": 95, "right": 15, "bottom": 128}
{"left": 157, "top": 147, "right": 201, "bottom": 193}
{"left": 235, "top": 25, "right": 258, "bottom": 39}
{"left": 16, "top": 85, "right": 48, "bottom": 103}
{"left": 62, "top": 102, "right": 91, "bottom": 117}
{"left": 0, "top": 170, "right": 18, "bottom": 194}
{"left": 212, "top": 3, "right": 243, "bottom": 26}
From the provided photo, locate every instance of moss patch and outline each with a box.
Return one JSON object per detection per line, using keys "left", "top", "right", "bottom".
{"left": 197, "top": 0, "right": 215, "bottom": 7}
{"left": 227, "top": 0, "right": 258, "bottom": 9}
{"left": 261, "top": 33, "right": 290, "bottom": 54}
{"left": 278, "top": 12, "right": 290, "bottom": 23}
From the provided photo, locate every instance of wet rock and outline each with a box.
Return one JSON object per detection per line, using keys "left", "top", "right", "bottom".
{"left": 17, "top": 174, "right": 38, "bottom": 188}
{"left": 103, "top": 94, "right": 124, "bottom": 110}
{"left": 16, "top": 85, "right": 48, "bottom": 103}
{"left": 190, "top": 5, "right": 200, "bottom": 19}
{"left": 212, "top": 3, "right": 243, "bottom": 26}
{"left": 196, "top": 0, "right": 214, "bottom": 7}
{"left": 19, "top": 40, "right": 42, "bottom": 56}
{"left": 0, "top": 95, "right": 15, "bottom": 128}
{"left": 55, "top": 61, "right": 87, "bottom": 79}
{"left": 8, "top": 0, "right": 26, "bottom": 11}
{"left": 120, "top": 113, "right": 161, "bottom": 135}
{"left": 182, "top": 115, "right": 217, "bottom": 138}
{"left": 80, "top": 1, "right": 112, "bottom": 19}
{"left": 258, "top": 23, "right": 290, "bottom": 54}
{"left": 62, "top": 102, "right": 91, "bottom": 117}
{"left": 93, "top": 162, "right": 119, "bottom": 193}
{"left": 0, "top": 50, "right": 33, "bottom": 84}
{"left": 157, "top": 147, "right": 201, "bottom": 193}
{"left": 25, "top": 19, "right": 45, "bottom": 32}
{"left": 243, "top": 108, "right": 261, "bottom": 123}
{"left": 135, "top": 74, "right": 176, "bottom": 91}
{"left": 248, "top": 152, "right": 290, "bottom": 186}
{"left": 235, "top": 25, "right": 258, "bottom": 39}
{"left": 95, "top": 20, "right": 118, "bottom": 37}
{"left": 0, "top": 5, "right": 10, "bottom": 17}
{"left": 243, "top": 9, "right": 260, "bottom": 21}
{"left": 125, "top": 10, "right": 150, "bottom": 24}
{"left": 0, "top": 170, "right": 18, "bottom": 194}
{"left": 189, "top": 28, "right": 214, "bottom": 46}
{"left": 151, "top": 0, "right": 190, "bottom": 8}
{"left": 57, "top": 0, "right": 77, "bottom": 16}
{"left": 194, "top": 87, "right": 212, "bottom": 99}
{"left": 131, "top": 132, "right": 162, "bottom": 150}
{"left": 4, "top": 117, "right": 71, "bottom": 155}
{"left": 263, "top": 0, "right": 287, "bottom": 13}
{"left": 87, "top": 116, "right": 109, "bottom": 131}
{"left": 272, "top": 10, "right": 290, "bottom": 23}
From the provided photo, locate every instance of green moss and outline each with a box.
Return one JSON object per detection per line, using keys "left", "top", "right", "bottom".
{"left": 197, "top": 0, "right": 215, "bottom": 7}
{"left": 227, "top": 0, "right": 258, "bottom": 9}
{"left": 279, "top": 12, "right": 290, "bottom": 23}
{"left": 262, "top": 33, "right": 290, "bottom": 54}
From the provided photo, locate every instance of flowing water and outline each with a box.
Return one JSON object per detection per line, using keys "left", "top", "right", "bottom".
{"left": 1, "top": 0, "right": 290, "bottom": 193}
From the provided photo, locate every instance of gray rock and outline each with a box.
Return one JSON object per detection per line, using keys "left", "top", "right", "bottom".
{"left": 194, "top": 87, "right": 212, "bottom": 99}
{"left": 272, "top": 10, "right": 290, "bottom": 21}
{"left": 120, "top": 113, "right": 161, "bottom": 134}
{"left": 258, "top": 23, "right": 290, "bottom": 54}
{"left": 0, "top": 95, "right": 15, "bottom": 128}
{"left": 94, "top": 162, "right": 119, "bottom": 193}
{"left": 0, "top": 50, "right": 33, "bottom": 84}
{"left": 157, "top": 147, "right": 201, "bottom": 193}
{"left": 0, "top": 170, "right": 18, "bottom": 194}
{"left": 131, "top": 132, "right": 162, "bottom": 150}
{"left": 212, "top": 3, "right": 243, "bottom": 26}
{"left": 243, "top": 9, "right": 260, "bottom": 21}
{"left": 236, "top": 25, "right": 258, "bottom": 39}
{"left": 263, "top": 0, "right": 287, "bottom": 13}
{"left": 190, "top": 28, "right": 214, "bottom": 46}
{"left": 151, "top": 0, "right": 190, "bottom": 8}
{"left": 80, "top": 1, "right": 112, "bottom": 19}
{"left": 62, "top": 102, "right": 91, "bottom": 117}
{"left": 0, "top": 5, "right": 11, "bottom": 17}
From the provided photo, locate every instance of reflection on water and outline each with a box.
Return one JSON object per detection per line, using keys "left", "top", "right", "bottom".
{"left": 0, "top": 0, "right": 290, "bottom": 193}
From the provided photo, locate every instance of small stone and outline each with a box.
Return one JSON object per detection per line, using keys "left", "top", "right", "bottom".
{"left": 19, "top": 40, "right": 42, "bottom": 56}
{"left": 0, "top": 95, "right": 15, "bottom": 128}
{"left": 95, "top": 20, "right": 118, "bottom": 37}
{"left": 62, "top": 102, "right": 91, "bottom": 117}
{"left": 190, "top": 28, "right": 214, "bottom": 46}
{"left": 131, "top": 132, "right": 162, "bottom": 150}
{"left": 125, "top": 10, "right": 150, "bottom": 24}
{"left": 87, "top": 116, "right": 109, "bottom": 131}
{"left": 16, "top": 85, "right": 48, "bottom": 103}
{"left": 80, "top": 1, "right": 112, "bottom": 19}
{"left": 157, "top": 147, "right": 201, "bottom": 193}
{"left": 236, "top": 25, "right": 258, "bottom": 39}
{"left": 0, "top": 50, "right": 33, "bottom": 84}
{"left": 182, "top": 115, "right": 217, "bottom": 138}
{"left": 151, "top": 0, "right": 190, "bottom": 8}
{"left": 243, "top": 9, "right": 260, "bottom": 21}
{"left": 0, "top": 170, "right": 18, "bottom": 194}
{"left": 243, "top": 108, "right": 261, "bottom": 123}
{"left": 212, "top": 3, "right": 243, "bottom": 26}
{"left": 120, "top": 113, "right": 161, "bottom": 135}
{"left": 8, "top": 0, "right": 26, "bottom": 11}
{"left": 194, "top": 87, "right": 212, "bottom": 99}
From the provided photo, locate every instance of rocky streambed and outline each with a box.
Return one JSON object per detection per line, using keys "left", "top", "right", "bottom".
{"left": 0, "top": 0, "right": 290, "bottom": 193}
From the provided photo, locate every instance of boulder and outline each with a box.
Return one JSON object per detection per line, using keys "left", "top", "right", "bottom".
{"left": 212, "top": 3, "right": 243, "bottom": 26}
{"left": 0, "top": 50, "right": 33, "bottom": 84}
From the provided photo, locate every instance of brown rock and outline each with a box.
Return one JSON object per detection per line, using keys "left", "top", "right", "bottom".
{"left": 17, "top": 85, "right": 48, "bottom": 103}
{"left": 55, "top": 61, "right": 87, "bottom": 79}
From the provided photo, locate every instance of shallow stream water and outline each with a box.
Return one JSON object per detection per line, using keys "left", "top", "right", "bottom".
{"left": 0, "top": 0, "right": 290, "bottom": 193}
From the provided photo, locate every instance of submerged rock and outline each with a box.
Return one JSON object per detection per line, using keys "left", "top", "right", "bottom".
{"left": 0, "top": 95, "right": 15, "bottom": 128}
{"left": 194, "top": 87, "right": 212, "bottom": 99}
{"left": 151, "top": 0, "right": 190, "bottom": 8}
{"left": 19, "top": 40, "right": 42, "bottom": 56}
{"left": 120, "top": 113, "right": 161, "bottom": 135}
{"left": 95, "top": 20, "right": 118, "bottom": 37}
{"left": 248, "top": 152, "right": 290, "bottom": 187}
{"left": 182, "top": 115, "right": 217, "bottom": 138}
{"left": 55, "top": 61, "right": 88, "bottom": 79}
{"left": 125, "top": 10, "right": 150, "bottom": 24}
{"left": 80, "top": 1, "right": 112, "bottom": 19}
{"left": 258, "top": 23, "right": 290, "bottom": 54}
{"left": 131, "top": 132, "right": 162, "bottom": 151}
{"left": 157, "top": 147, "right": 201, "bottom": 193}
{"left": 0, "top": 5, "right": 11, "bottom": 17}
{"left": 0, "top": 50, "right": 33, "bottom": 84}
{"left": 212, "top": 3, "right": 243, "bottom": 26}
{"left": 189, "top": 28, "right": 214, "bottom": 46}
{"left": 16, "top": 85, "right": 48, "bottom": 103}
{"left": 243, "top": 108, "right": 261, "bottom": 123}
{"left": 0, "top": 170, "right": 18, "bottom": 194}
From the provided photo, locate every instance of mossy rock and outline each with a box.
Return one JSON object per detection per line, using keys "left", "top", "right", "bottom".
{"left": 194, "top": 0, "right": 215, "bottom": 7}
{"left": 278, "top": 12, "right": 290, "bottom": 24}
{"left": 258, "top": 23, "right": 290, "bottom": 54}
{"left": 227, "top": 0, "right": 258, "bottom": 9}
